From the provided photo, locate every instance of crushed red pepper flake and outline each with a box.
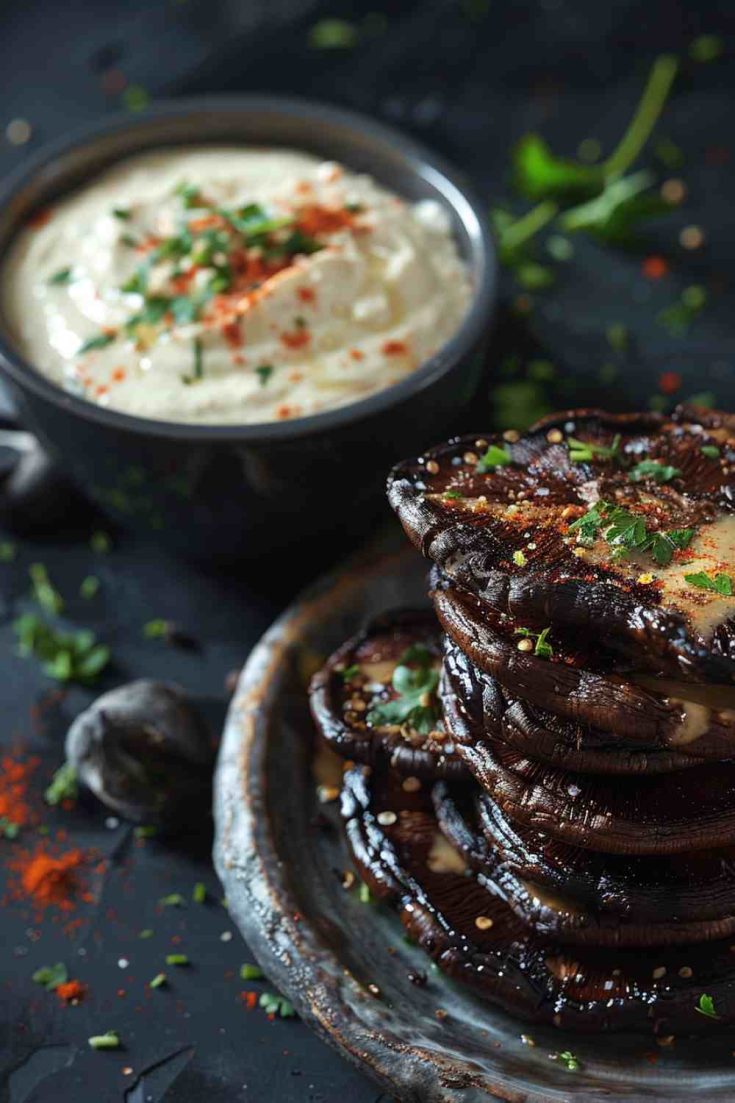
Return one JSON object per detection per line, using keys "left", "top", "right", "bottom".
{"left": 56, "top": 979, "right": 86, "bottom": 1005}
{"left": 381, "top": 339, "right": 408, "bottom": 357}
{"left": 642, "top": 255, "right": 669, "bottom": 279}
{"left": 658, "top": 371, "right": 682, "bottom": 395}
{"left": 280, "top": 328, "right": 311, "bottom": 350}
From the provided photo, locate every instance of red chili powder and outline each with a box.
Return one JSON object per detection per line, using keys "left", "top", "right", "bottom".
{"left": 0, "top": 753, "right": 40, "bottom": 827}
{"left": 9, "top": 845, "right": 88, "bottom": 913}
{"left": 56, "top": 979, "right": 86, "bottom": 1005}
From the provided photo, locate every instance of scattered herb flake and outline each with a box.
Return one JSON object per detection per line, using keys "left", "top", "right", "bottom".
{"left": 88, "top": 1030, "right": 121, "bottom": 1050}
{"left": 33, "top": 962, "right": 69, "bottom": 991}
{"left": 181, "top": 337, "right": 204, "bottom": 385}
{"left": 14, "top": 613, "right": 110, "bottom": 684}
{"left": 165, "top": 954, "right": 189, "bottom": 966}
{"left": 340, "top": 664, "right": 360, "bottom": 682}
{"left": 143, "top": 618, "right": 168, "bottom": 639}
{"left": 78, "top": 332, "right": 116, "bottom": 355}
{"left": 308, "top": 18, "right": 358, "bottom": 49}
{"left": 112, "top": 207, "right": 131, "bottom": 220}
{"left": 29, "top": 562, "right": 64, "bottom": 615}
{"left": 701, "top": 445, "right": 720, "bottom": 459}
{"left": 135, "top": 825, "right": 157, "bottom": 839}
{"left": 255, "top": 364, "right": 274, "bottom": 386}
{"left": 48, "top": 267, "right": 74, "bottom": 286}
{"left": 149, "top": 972, "right": 167, "bottom": 989}
{"left": 139, "top": 928, "right": 154, "bottom": 939}
{"left": 240, "top": 963, "right": 264, "bottom": 981}
{"left": 557, "top": 1050, "right": 580, "bottom": 1071}
{"left": 159, "top": 893, "right": 185, "bottom": 908}
{"left": 476, "top": 443, "right": 513, "bottom": 471}
{"left": 567, "top": 434, "right": 622, "bottom": 464}
{"left": 657, "top": 285, "right": 707, "bottom": 337}
{"left": 0, "top": 817, "right": 20, "bottom": 839}
{"left": 80, "top": 575, "right": 100, "bottom": 599}
{"left": 44, "top": 762, "right": 77, "bottom": 806}
{"left": 696, "top": 993, "right": 719, "bottom": 1019}
{"left": 442, "top": 489, "right": 463, "bottom": 500}
{"left": 358, "top": 882, "right": 374, "bottom": 905}
{"left": 689, "top": 34, "right": 723, "bottom": 63}
{"left": 513, "top": 134, "right": 602, "bottom": 202}
{"left": 512, "top": 550, "right": 527, "bottom": 567}
{"left": 259, "top": 991, "right": 296, "bottom": 1018}
{"left": 628, "top": 460, "right": 682, "bottom": 484}
{"left": 606, "top": 323, "right": 628, "bottom": 353}
{"left": 192, "top": 882, "right": 207, "bottom": 904}
{"left": 90, "top": 531, "right": 112, "bottom": 554}
{"left": 367, "top": 644, "right": 439, "bottom": 734}
{"left": 569, "top": 501, "right": 694, "bottom": 566}
{"left": 0, "top": 541, "right": 16, "bottom": 562}
{"left": 685, "top": 571, "right": 733, "bottom": 596}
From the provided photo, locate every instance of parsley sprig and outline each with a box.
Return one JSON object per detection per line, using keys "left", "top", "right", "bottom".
{"left": 367, "top": 643, "right": 440, "bottom": 735}
{"left": 685, "top": 571, "right": 733, "bottom": 596}
{"left": 567, "top": 434, "right": 622, "bottom": 464}
{"left": 568, "top": 501, "right": 694, "bottom": 566}
{"left": 515, "top": 626, "right": 554, "bottom": 658}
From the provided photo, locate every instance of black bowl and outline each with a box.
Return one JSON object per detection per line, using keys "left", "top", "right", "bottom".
{"left": 0, "top": 96, "right": 496, "bottom": 559}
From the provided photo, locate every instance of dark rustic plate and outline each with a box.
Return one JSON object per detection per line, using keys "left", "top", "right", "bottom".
{"left": 213, "top": 541, "right": 735, "bottom": 1102}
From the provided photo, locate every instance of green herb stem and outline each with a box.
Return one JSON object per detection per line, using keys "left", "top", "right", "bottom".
{"left": 603, "top": 54, "right": 679, "bottom": 179}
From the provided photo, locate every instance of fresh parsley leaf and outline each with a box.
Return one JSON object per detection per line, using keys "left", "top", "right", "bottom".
{"left": 568, "top": 502, "right": 694, "bottom": 566}
{"left": 340, "top": 664, "right": 360, "bottom": 682}
{"left": 685, "top": 571, "right": 733, "bottom": 596}
{"left": 513, "top": 134, "right": 602, "bottom": 202}
{"left": 442, "top": 489, "right": 463, "bottom": 500}
{"left": 701, "top": 445, "right": 720, "bottom": 459}
{"left": 647, "top": 527, "right": 694, "bottom": 566}
{"left": 240, "top": 963, "right": 263, "bottom": 980}
{"left": 14, "top": 613, "right": 110, "bottom": 685}
{"left": 557, "top": 1050, "right": 580, "bottom": 1071}
{"left": 367, "top": 645, "right": 439, "bottom": 734}
{"left": 112, "top": 207, "right": 131, "bottom": 220}
{"left": 696, "top": 993, "right": 719, "bottom": 1019}
{"left": 255, "top": 364, "right": 274, "bottom": 386}
{"left": 628, "top": 460, "right": 681, "bottom": 484}
{"left": 88, "top": 1031, "right": 121, "bottom": 1050}
{"left": 476, "top": 444, "right": 512, "bottom": 471}
{"left": 515, "top": 626, "right": 554, "bottom": 659}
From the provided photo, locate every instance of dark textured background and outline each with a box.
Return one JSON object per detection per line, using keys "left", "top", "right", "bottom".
{"left": 0, "top": 1, "right": 733, "bottom": 1100}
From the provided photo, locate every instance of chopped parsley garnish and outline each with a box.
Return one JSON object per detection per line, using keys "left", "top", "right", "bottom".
{"left": 628, "top": 460, "right": 682, "bottom": 484}
{"left": 696, "top": 993, "right": 719, "bottom": 1019}
{"left": 358, "top": 882, "right": 373, "bottom": 904}
{"left": 685, "top": 571, "right": 733, "bottom": 596}
{"left": 442, "top": 489, "right": 464, "bottom": 500}
{"left": 557, "top": 1050, "right": 580, "bottom": 1071}
{"left": 159, "top": 893, "right": 185, "bottom": 908}
{"left": 308, "top": 17, "right": 359, "bottom": 49}
{"left": 255, "top": 364, "right": 274, "bottom": 386}
{"left": 340, "top": 664, "right": 360, "bottom": 682}
{"left": 568, "top": 501, "right": 694, "bottom": 566}
{"left": 0, "top": 541, "right": 16, "bottom": 562}
{"left": 33, "top": 962, "right": 69, "bottom": 991}
{"left": 88, "top": 1031, "right": 121, "bottom": 1050}
{"left": 78, "top": 332, "right": 116, "bottom": 355}
{"left": 476, "top": 444, "right": 512, "bottom": 471}
{"left": 29, "top": 562, "right": 64, "bottom": 615}
{"left": 181, "top": 338, "right": 204, "bottom": 385}
{"left": 112, "top": 207, "right": 131, "bottom": 220}
{"left": 367, "top": 643, "right": 439, "bottom": 734}
{"left": 149, "top": 972, "right": 167, "bottom": 989}
{"left": 240, "top": 963, "right": 263, "bottom": 981}
{"left": 143, "top": 618, "right": 168, "bottom": 639}
{"left": 48, "top": 267, "right": 74, "bottom": 286}
{"left": 259, "top": 992, "right": 296, "bottom": 1018}
{"left": 512, "top": 550, "right": 527, "bottom": 567}
{"left": 80, "top": 575, "right": 100, "bottom": 599}
{"left": 192, "top": 882, "right": 207, "bottom": 904}
{"left": 45, "top": 762, "right": 78, "bottom": 806}
{"left": 701, "top": 444, "right": 721, "bottom": 459}
{"left": 14, "top": 613, "right": 110, "bottom": 684}
{"left": 90, "top": 531, "right": 112, "bottom": 554}
{"left": 567, "top": 434, "right": 621, "bottom": 464}
{"left": 0, "top": 817, "right": 20, "bottom": 839}
{"left": 657, "top": 284, "right": 707, "bottom": 337}
{"left": 515, "top": 626, "right": 553, "bottom": 658}
{"left": 165, "top": 954, "right": 189, "bottom": 966}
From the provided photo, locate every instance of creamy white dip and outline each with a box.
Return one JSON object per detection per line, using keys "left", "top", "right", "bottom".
{"left": 3, "top": 147, "right": 472, "bottom": 425}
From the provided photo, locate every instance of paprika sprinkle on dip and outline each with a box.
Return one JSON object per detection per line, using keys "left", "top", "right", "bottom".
{"left": 4, "top": 148, "right": 471, "bottom": 426}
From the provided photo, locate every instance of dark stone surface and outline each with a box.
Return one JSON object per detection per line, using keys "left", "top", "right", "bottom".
{"left": 0, "top": 1, "right": 733, "bottom": 1100}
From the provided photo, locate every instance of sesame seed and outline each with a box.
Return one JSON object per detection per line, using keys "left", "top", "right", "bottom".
{"left": 377, "top": 810, "right": 397, "bottom": 826}
{"left": 652, "top": 966, "right": 666, "bottom": 979}
{"left": 680, "top": 225, "right": 705, "bottom": 250}
{"left": 661, "top": 178, "right": 686, "bottom": 204}
{"left": 425, "top": 459, "right": 440, "bottom": 475}
{"left": 520, "top": 1034, "right": 536, "bottom": 1046}
{"left": 503, "top": 429, "right": 520, "bottom": 443}
{"left": 463, "top": 451, "right": 478, "bottom": 465}
{"left": 516, "top": 638, "right": 534, "bottom": 652}
{"left": 368, "top": 983, "right": 381, "bottom": 996}
{"left": 402, "top": 776, "right": 421, "bottom": 793}
{"left": 475, "top": 915, "right": 494, "bottom": 930}
{"left": 6, "top": 118, "right": 31, "bottom": 145}
{"left": 678, "top": 965, "right": 693, "bottom": 978}
{"left": 546, "top": 428, "right": 563, "bottom": 443}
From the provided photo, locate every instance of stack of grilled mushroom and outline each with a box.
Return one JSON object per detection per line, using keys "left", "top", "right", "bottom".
{"left": 310, "top": 406, "right": 735, "bottom": 1036}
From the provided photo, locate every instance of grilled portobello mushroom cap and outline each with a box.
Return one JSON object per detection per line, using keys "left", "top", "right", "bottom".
{"left": 438, "top": 710, "right": 735, "bottom": 855}
{"left": 309, "top": 609, "right": 465, "bottom": 780}
{"left": 435, "top": 572, "right": 735, "bottom": 751}
{"left": 433, "top": 781, "right": 735, "bottom": 947}
{"left": 388, "top": 406, "right": 735, "bottom": 683}
{"left": 341, "top": 764, "right": 735, "bottom": 1034}
{"left": 441, "top": 641, "right": 711, "bottom": 773}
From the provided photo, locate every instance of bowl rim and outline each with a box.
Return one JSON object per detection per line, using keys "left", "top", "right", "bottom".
{"left": 0, "top": 93, "right": 496, "bottom": 443}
